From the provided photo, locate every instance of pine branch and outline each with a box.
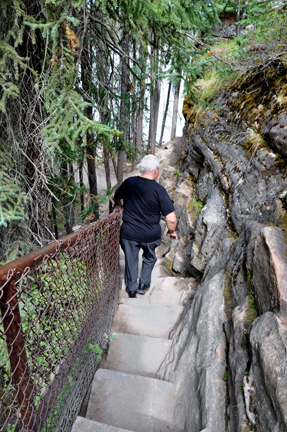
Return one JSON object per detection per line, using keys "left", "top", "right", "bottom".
{"left": 175, "top": 29, "right": 239, "bottom": 71}
{"left": 89, "top": 14, "right": 148, "bottom": 81}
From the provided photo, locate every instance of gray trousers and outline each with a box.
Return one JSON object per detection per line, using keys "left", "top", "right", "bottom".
{"left": 120, "top": 237, "right": 161, "bottom": 293}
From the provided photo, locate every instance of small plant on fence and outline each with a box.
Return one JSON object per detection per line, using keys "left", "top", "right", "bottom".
{"left": 88, "top": 333, "right": 116, "bottom": 360}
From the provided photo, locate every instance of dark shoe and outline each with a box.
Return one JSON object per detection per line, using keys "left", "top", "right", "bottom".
{"left": 127, "top": 290, "right": 137, "bottom": 298}
{"left": 136, "top": 283, "right": 150, "bottom": 295}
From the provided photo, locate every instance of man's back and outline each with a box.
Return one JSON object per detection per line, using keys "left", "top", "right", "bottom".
{"left": 114, "top": 176, "right": 174, "bottom": 242}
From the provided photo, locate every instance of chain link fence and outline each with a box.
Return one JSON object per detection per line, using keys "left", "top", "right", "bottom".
{"left": 0, "top": 209, "right": 121, "bottom": 432}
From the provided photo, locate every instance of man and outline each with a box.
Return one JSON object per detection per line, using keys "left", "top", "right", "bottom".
{"left": 113, "top": 154, "right": 177, "bottom": 298}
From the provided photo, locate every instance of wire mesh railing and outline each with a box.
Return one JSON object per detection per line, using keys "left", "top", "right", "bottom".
{"left": 0, "top": 208, "right": 121, "bottom": 432}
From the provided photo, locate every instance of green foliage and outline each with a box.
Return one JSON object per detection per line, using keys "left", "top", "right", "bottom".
{"left": 104, "top": 185, "right": 117, "bottom": 198}
{"left": 43, "top": 88, "right": 121, "bottom": 151}
{"left": 0, "top": 5, "right": 34, "bottom": 113}
{"left": 0, "top": 148, "right": 29, "bottom": 228}
{"left": 88, "top": 333, "right": 115, "bottom": 360}
{"left": 187, "top": 195, "right": 204, "bottom": 220}
{"left": 88, "top": 343, "right": 103, "bottom": 360}
{"left": 246, "top": 288, "right": 258, "bottom": 325}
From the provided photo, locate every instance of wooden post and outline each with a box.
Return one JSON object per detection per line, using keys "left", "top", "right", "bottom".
{"left": 0, "top": 278, "right": 35, "bottom": 429}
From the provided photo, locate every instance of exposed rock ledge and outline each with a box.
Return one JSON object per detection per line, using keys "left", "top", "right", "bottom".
{"left": 157, "top": 85, "right": 287, "bottom": 431}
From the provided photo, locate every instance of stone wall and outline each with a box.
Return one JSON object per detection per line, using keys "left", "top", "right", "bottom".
{"left": 157, "top": 87, "right": 287, "bottom": 431}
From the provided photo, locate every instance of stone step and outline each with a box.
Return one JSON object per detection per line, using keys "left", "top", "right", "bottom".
{"left": 119, "top": 278, "right": 165, "bottom": 306}
{"left": 86, "top": 369, "right": 184, "bottom": 432}
{"left": 103, "top": 333, "right": 172, "bottom": 378}
{"left": 112, "top": 304, "right": 184, "bottom": 338}
{"left": 149, "top": 276, "right": 184, "bottom": 305}
{"left": 119, "top": 276, "right": 191, "bottom": 307}
{"left": 119, "top": 252, "right": 165, "bottom": 291}
{"left": 151, "top": 258, "right": 165, "bottom": 279}
{"left": 119, "top": 278, "right": 164, "bottom": 305}
{"left": 71, "top": 417, "right": 134, "bottom": 432}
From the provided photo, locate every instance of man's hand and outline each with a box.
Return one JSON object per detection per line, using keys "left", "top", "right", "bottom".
{"left": 112, "top": 197, "right": 123, "bottom": 208}
{"left": 165, "top": 211, "right": 178, "bottom": 240}
{"left": 166, "top": 230, "right": 178, "bottom": 240}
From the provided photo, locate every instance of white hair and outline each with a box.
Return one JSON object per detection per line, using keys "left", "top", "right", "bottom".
{"left": 139, "top": 155, "right": 160, "bottom": 174}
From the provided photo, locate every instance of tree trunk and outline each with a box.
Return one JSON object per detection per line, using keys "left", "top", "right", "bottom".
{"left": 79, "top": 156, "right": 84, "bottom": 213}
{"left": 149, "top": 89, "right": 156, "bottom": 154}
{"left": 236, "top": 0, "right": 242, "bottom": 37}
{"left": 111, "top": 151, "right": 118, "bottom": 179}
{"left": 18, "top": 0, "right": 50, "bottom": 244}
{"left": 130, "top": 42, "right": 136, "bottom": 170}
{"left": 131, "top": 109, "right": 136, "bottom": 170}
{"left": 103, "top": 146, "right": 111, "bottom": 191}
{"left": 117, "top": 31, "right": 129, "bottom": 184}
{"left": 81, "top": 39, "right": 99, "bottom": 221}
{"left": 136, "top": 46, "right": 146, "bottom": 162}
{"left": 51, "top": 199, "right": 58, "bottom": 239}
{"left": 86, "top": 137, "right": 99, "bottom": 220}
{"left": 153, "top": 46, "right": 163, "bottom": 149}
{"left": 60, "top": 162, "right": 74, "bottom": 235}
{"left": 68, "top": 163, "right": 75, "bottom": 231}
{"left": 154, "top": 80, "right": 161, "bottom": 147}
{"left": 149, "top": 35, "right": 156, "bottom": 155}
{"left": 159, "top": 81, "right": 171, "bottom": 146}
{"left": 136, "top": 83, "right": 145, "bottom": 162}
{"left": 170, "top": 80, "right": 181, "bottom": 140}
{"left": 97, "top": 35, "right": 113, "bottom": 192}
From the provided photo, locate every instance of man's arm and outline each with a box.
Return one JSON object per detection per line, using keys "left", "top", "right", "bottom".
{"left": 112, "top": 183, "right": 124, "bottom": 208}
{"left": 165, "top": 211, "right": 178, "bottom": 239}
{"left": 112, "top": 193, "right": 123, "bottom": 208}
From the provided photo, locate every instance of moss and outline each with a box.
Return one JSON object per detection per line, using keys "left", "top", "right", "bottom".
{"left": 187, "top": 195, "right": 203, "bottom": 220}
{"left": 243, "top": 133, "right": 268, "bottom": 157}
{"left": 246, "top": 293, "right": 258, "bottom": 325}
{"left": 227, "top": 229, "right": 239, "bottom": 239}
{"left": 281, "top": 82, "right": 287, "bottom": 96}
{"left": 280, "top": 212, "right": 287, "bottom": 247}
{"left": 222, "top": 363, "right": 228, "bottom": 381}
{"left": 228, "top": 65, "right": 287, "bottom": 129}
{"left": 223, "top": 272, "right": 233, "bottom": 320}
{"left": 201, "top": 112, "right": 219, "bottom": 127}
{"left": 188, "top": 173, "right": 195, "bottom": 182}
{"left": 245, "top": 279, "right": 259, "bottom": 325}
{"left": 181, "top": 235, "right": 188, "bottom": 245}
{"left": 164, "top": 257, "right": 176, "bottom": 276}
{"left": 275, "top": 153, "right": 287, "bottom": 170}
{"left": 193, "top": 107, "right": 209, "bottom": 128}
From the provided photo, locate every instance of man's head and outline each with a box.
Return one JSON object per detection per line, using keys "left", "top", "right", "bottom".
{"left": 139, "top": 155, "right": 160, "bottom": 176}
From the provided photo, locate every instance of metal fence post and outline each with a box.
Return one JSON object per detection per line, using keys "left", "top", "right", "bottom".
{"left": 0, "top": 277, "right": 35, "bottom": 430}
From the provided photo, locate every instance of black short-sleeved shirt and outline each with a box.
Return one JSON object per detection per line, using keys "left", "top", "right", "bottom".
{"left": 114, "top": 176, "right": 175, "bottom": 242}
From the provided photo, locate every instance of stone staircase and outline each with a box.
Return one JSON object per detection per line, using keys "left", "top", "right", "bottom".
{"left": 71, "top": 248, "right": 195, "bottom": 432}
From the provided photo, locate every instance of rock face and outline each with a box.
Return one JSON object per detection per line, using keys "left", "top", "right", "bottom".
{"left": 157, "top": 271, "right": 227, "bottom": 432}
{"left": 158, "top": 81, "right": 287, "bottom": 431}
{"left": 264, "top": 112, "right": 287, "bottom": 158}
{"left": 253, "top": 226, "right": 287, "bottom": 318}
{"left": 227, "top": 299, "right": 249, "bottom": 432}
{"left": 249, "top": 312, "right": 287, "bottom": 432}
{"left": 190, "top": 185, "right": 229, "bottom": 273}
